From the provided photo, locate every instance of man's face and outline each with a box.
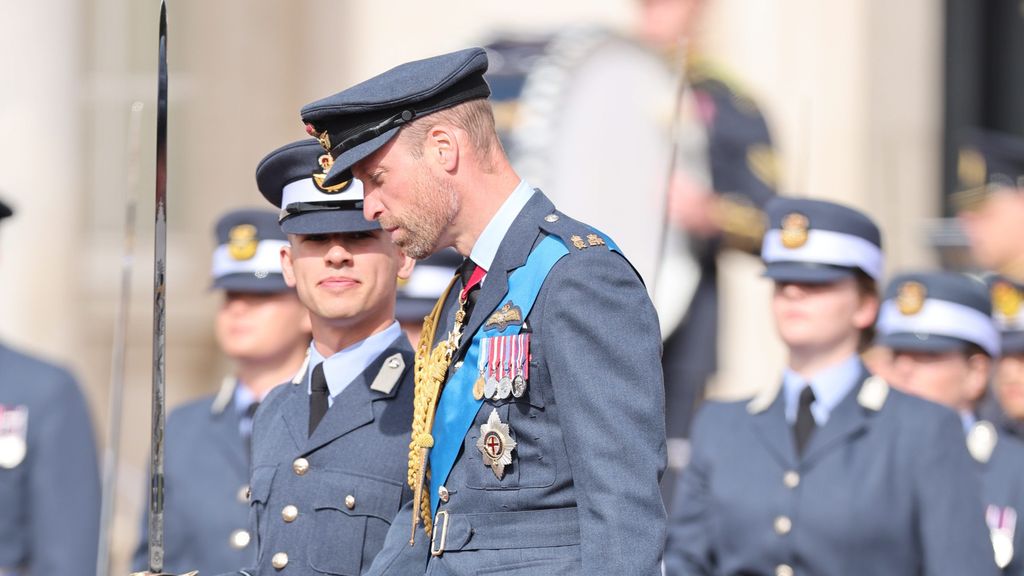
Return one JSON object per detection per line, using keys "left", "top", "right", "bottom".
{"left": 281, "top": 229, "right": 414, "bottom": 329}
{"left": 959, "top": 189, "right": 1024, "bottom": 272}
{"left": 771, "top": 278, "right": 876, "bottom": 352}
{"left": 215, "top": 291, "right": 311, "bottom": 362}
{"left": 887, "top": 349, "right": 984, "bottom": 412}
{"left": 997, "top": 353, "right": 1024, "bottom": 420}
{"left": 354, "top": 135, "right": 459, "bottom": 259}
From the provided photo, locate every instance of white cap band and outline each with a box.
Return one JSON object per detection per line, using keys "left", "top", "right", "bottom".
{"left": 211, "top": 239, "right": 288, "bottom": 279}
{"left": 762, "top": 228, "right": 884, "bottom": 281}
{"left": 402, "top": 265, "right": 456, "bottom": 299}
{"left": 878, "top": 299, "right": 1001, "bottom": 357}
{"left": 280, "top": 177, "right": 365, "bottom": 209}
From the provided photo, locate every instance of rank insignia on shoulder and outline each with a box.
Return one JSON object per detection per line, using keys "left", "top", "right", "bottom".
{"left": 987, "top": 505, "right": 1017, "bottom": 569}
{"left": 586, "top": 233, "right": 605, "bottom": 247}
{"left": 570, "top": 235, "right": 587, "bottom": 250}
{"left": 0, "top": 404, "right": 28, "bottom": 469}
{"left": 485, "top": 301, "right": 523, "bottom": 332}
{"left": 477, "top": 409, "right": 516, "bottom": 479}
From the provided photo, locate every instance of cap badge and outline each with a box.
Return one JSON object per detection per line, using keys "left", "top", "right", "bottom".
{"left": 306, "top": 123, "right": 332, "bottom": 154}
{"left": 993, "top": 281, "right": 1022, "bottom": 320}
{"left": 958, "top": 147, "right": 987, "bottom": 190}
{"left": 896, "top": 281, "right": 927, "bottom": 316}
{"left": 312, "top": 154, "right": 351, "bottom": 194}
{"left": 228, "top": 224, "right": 258, "bottom": 261}
{"left": 780, "top": 213, "right": 809, "bottom": 249}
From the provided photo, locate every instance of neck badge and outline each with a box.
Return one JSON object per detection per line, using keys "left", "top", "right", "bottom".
{"left": 987, "top": 505, "right": 1017, "bottom": 569}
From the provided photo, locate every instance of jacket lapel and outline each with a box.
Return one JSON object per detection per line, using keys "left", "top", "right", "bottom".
{"left": 279, "top": 382, "right": 311, "bottom": 451}
{"left": 801, "top": 369, "right": 873, "bottom": 465}
{"left": 209, "top": 401, "right": 249, "bottom": 477}
{"left": 749, "top": 386, "right": 798, "bottom": 469}
{"left": 303, "top": 337, "right": 413, "bottom": 454}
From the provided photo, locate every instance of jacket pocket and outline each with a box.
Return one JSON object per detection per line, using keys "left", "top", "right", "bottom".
{"left": 248, "top": 465, "right": 276, "bottom": 563}
{"left": 309, "top": 471, "right": 404, "bottom": 575}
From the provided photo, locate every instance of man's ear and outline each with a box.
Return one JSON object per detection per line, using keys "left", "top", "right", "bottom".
{"left": 396, "top": 249, "right": 416, "bottom": 282}
{"left": 965, "top": 353, "right": 993, "bottom": 404}
{"left": 427, "top": 125, "right": 459, "bottom": 173}
{"left": 281, "top": 244, "right": 297, "bottom": 288}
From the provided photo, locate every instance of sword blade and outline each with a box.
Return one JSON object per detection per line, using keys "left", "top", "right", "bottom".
{"left": 148, "top": 0, "right": 168, "bottom": 572}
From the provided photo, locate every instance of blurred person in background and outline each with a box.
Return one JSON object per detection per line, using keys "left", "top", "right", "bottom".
{"left": 639, "top": 0, "right": 778, "bottom": 503}
{"left": 877, "top": 271, "right": 1024, "bottom": 574}
{"left": 394, "top": 249, "right": 460, "bottom": 349}
{"left": 0, "top": 197, "right": 101, "bottom": 574}
{"left": 665, "top": 198, "right": 997, "bottom": 576}
{"left": 131, "top": 209, "right": 311, "bottom": 574}
{"left": 986, "top": 277, "right": 1024, "bottom": 439}
{"left": 957, "top": 129, "right": 1024, "bottom": 282}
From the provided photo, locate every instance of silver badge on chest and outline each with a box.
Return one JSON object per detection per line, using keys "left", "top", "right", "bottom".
{"left": 476, "top": 408, "right": 517, "bottom": 479}
{"left": 0, "top": 405, "right": 29, "bottom": 469}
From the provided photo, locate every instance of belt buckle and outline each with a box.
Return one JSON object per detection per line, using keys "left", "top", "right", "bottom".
{"left": 430, "top": 510, "right": 450, "bottom": 556}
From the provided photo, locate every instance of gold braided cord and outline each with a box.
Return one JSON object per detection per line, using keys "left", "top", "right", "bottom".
{"left": 408, "top": 276, "right": 458, "bottom": 542}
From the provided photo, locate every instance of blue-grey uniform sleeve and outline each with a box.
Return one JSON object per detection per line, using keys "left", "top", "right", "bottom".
{"left": 917, "top": 409, "right": 1000, "bottom": 576}
{"left": 30, "top": 369, "right": 100, "bottom": 573}
{"left": 664, "top": 406, "right": 716, "bottom": 576}
{"left": 541, "top": 248, "right": 667, "bottom": 575}
{"left": 363, "top": 499, "right": 430, "bottom": 575}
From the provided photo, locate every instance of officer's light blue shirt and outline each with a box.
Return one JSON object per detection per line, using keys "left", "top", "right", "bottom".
{"left": 960, "top": 411, "right": 976, "bottom": 435}
{"left": 307, "top": 321, "right": 403, "bottom": 407}
{"left": 782, "top": 354, "right": 863, "bottom": 425}
{"left": 469, "top": 179, "right": 536, "bottom": 273}
{"left": 233, "top": 381, "right": 258, "bottom": 437}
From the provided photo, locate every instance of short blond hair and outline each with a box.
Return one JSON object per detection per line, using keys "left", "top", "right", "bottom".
{"left": 400, "top": 98, "right": 501, "bottom": 167}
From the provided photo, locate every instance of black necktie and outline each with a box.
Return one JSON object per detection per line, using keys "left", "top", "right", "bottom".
{"left": 243, "top": 401, "right": 259, "bottom": 464}
{"left": 309, "top": 363, "right": 329, "bottom": 437}
{"left": 794, "top": 385, "right": 817, "bottom": 457}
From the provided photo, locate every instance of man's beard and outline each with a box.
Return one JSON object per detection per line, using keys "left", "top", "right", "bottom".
{"left": 384, "top": 172, "right": 459, "bottom": 260}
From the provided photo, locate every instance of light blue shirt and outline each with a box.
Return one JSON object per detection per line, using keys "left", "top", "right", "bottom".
{"left": 307, "top": 321, "right": 403, "bottom": 407}
{"left": 960, "top": 411, "right": 976, "bottom": 435}
{"left": 782, "top": 355, "right": 863, "bottom": 425}
{"left": 233, "top": 380, "right": 258, "bottom": 437}
{"left": 469, "top": 179, "right": 536, "bottom": 273}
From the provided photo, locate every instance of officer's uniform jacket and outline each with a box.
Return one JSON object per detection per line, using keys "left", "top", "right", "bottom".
{"left": 234, "top": 335, "right": 415, "bottom": 576}
{"left": 972, "top": 421, "right": 1024, "bottom": 576}
{"left": 665, "top": 368, "right": 1000, "bottom": 576}
{"left": 0, "top": 343, "right": 100, "bottom": 574}
{"left": 368, "top": 192, "right": 667, "bottom": 576}
{"left": 132, "top": 380, "right": 257, "bottom": 574}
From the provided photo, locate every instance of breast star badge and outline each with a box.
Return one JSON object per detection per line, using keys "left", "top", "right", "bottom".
{"left": 476, "top": 408, "right": 516, "bottom": 479}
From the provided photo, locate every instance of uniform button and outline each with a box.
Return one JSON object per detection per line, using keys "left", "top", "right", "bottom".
{"left": 783, "top": 470, "right": 800, "bottom": 489}
{"left": 544, "top": 214, "right": 560, "bottom": 223}
{"left": 776, "top": 564, "right": 794, "bottom": 576}
{"left": 774, "top": 515, "right": 792, "bottom": 535}
{"left": 229, "top": 529, "right": 250, "bottom": 549}
{"left": 438, "top": 486, "right": 449, "bottom": 503}
{"left": 282, "top": 505, "right": 299, "bottom": 523}
{"left": 293, "top": 457, "right": 310, "bottom": 475}
{"left": 238, "top": 485, "right": 250, "bottom": 503}
{"left": 454, "top": 361, "right": 464, "bottom": 371}
{"left": 272, "top": 552, "right": 289, "bottom": 569}
{"left": 345, "top": 494, "right": 356, "bottom": 510}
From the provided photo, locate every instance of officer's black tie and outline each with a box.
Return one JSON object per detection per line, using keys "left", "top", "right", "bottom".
{"left": 243, "top": 400, "right": 259, "bottom": 463}
{"left": 794, "top": 384, "right": 817, "bottom": 457}
{"left": 309, "top": 363, "right": 329, "bottom": 437}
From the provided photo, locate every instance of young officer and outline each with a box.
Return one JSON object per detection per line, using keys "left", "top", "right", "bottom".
{"left": 212, "top": 139, "right": 416, "bottom": 576}
{"left": 665, "top": 198, "right": 998, "bottom": 576}
{"left": 878, "top": 270, "right": 1024, "bottom": 574}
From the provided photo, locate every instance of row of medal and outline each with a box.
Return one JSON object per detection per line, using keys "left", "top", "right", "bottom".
{"left": 472, "top": 334, "right": 530, "bottom": 401}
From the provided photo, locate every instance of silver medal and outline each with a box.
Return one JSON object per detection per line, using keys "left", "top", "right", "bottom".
{"left": 512, "top": 375, "right": 526, "bottom": 398}
{"left": 484, "top": 376, "right": 498, "bottom": 400}
{"left": 497, "top": 376, "right": 512, "bottom": 400}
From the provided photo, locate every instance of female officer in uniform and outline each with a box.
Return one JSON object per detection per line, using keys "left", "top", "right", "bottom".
{"left": 664, "top": 197, "right": 998, "bottom": 576}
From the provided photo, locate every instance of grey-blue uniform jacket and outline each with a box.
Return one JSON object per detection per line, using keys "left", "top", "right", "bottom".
{"left": 230, "top": 335, "right": 415, "bottom": 576}
{"left": 367, "top": 193, "right": 667, "bottom": 576}
{"left": 971, "top": 421, "right": 1024, "bottom": 575}
{"left": 0, "top": 342, "right": 100, "bottom": 574}
{"left": 132, "top": 380, "right": 258, "bottom": 574}
{"left": 665, "top": 369, "right": 999, "bottom": 576}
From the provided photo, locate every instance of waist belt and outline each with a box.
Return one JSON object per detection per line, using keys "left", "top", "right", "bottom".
{"left": 431, "top": 507, "right": 580, "bottom": 555}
